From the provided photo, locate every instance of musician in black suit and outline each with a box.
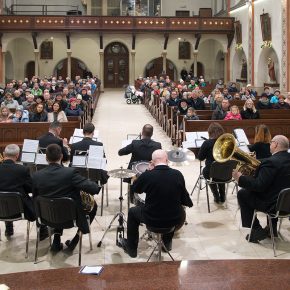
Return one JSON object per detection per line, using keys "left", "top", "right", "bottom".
{"left": 118, "top": 124, "right": 162, "bottom": 169}
{"left": 38, "top": 121, "right": 69, "bottom": 162}
{"left": 233, "top": 135, "right": 290, "bottom": 243}
{"left": 0, "top": 144, "right": 47, "bottom": 239}
{"left": 70, "top": 122, "right": 109, "bottom": 184}
{"left": 119, "top": 149, "right": 193, "bottom": 258}
{"left": 32, "top": 144, "right": 101, "bottom": 252}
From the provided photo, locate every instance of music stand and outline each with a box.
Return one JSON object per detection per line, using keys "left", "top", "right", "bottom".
{"left": 97, "top": 167, "right": 135, "bottom": 247}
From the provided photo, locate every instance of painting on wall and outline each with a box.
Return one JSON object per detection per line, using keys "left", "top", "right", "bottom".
{"left": 178, "top": 41, "right": 191, "bottom": 60}
{"left": 260, "top": 13, "right": 272, "bottom": 41}
{"left": 234, "top": 21, "right": 242, "bottom": 44}
{"left": 40, "top": 41, "right": 53, "bottom": 59}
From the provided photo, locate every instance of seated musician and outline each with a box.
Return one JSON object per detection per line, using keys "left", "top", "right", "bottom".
{"left": 248, "top": 124, "right": 271, "bottom": 160}
{"left": 233, "top": 135, "right": 290, "bottom": 242}
{"left": 32, "top": 144, "right": 101, "bottom": 252}
{"left": 0, "top": 144, "right": 47, "bottom": 239}
{"left": 37, "top": 121, "right": 69, "bottom": 162}
{"left": 70, "top": 123, "right": 109, "bottom": 184}
{"left": 198, "top": 123, "right": 226, "bottom": 204}
{"left": 119, "top": 149, "right": 193, "bottom": 258}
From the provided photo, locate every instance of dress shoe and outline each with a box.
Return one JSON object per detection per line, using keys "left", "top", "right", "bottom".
{"left": 264, "top": 225, "right": 278, "bottom": 238}
{"left": 5, "top": 221, "right": 14, "bottom": 237}
{"left": 119, "top": 238, "right": 137, "bottom": 258}
{"left": 162, "top": 240, "right": 172, "bottom": 252}
{"left": 246, "top": 227, "right": 268, "bottom": 243}
{"left": 219, "top": 192, "right": 226, "bottom": 203}
{"left": 50, "top": 235, "right": 63, "bottom": 252}
{"left": 39, "top": 225, "right": 49, "bottom": 241}
{"left": 65, "top": 234, "right": 80, "bottom": 251}
{"left": 213, "top": 193, "right": 220, "bottom": 204}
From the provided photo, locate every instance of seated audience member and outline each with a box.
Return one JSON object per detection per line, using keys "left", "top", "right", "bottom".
{"left": 256, "top": 93, "right": 272, "bottom": 110}
{"left": 55, "top": 93, "right": 68, "bottom": 111}
{"left": 263, "top": 86, "right": 273, "bottom": 98}
{"left": 166, "top": 91, "right": 180, "bottom": 107}
{"left": 31, "top": 82, "right": 43, "bottom": 96}
{"left": 270, "top": 90, "right": 280, "bottom": 104}
{"left": 32, "top": 144, "right": 101, "bottom": 252}
{"left": 246, "top": 84, "right": 257, "bottom": 97}
{"left": 188, "top": 91, "right": 205, "bottom": 110}
{"left": 22, "top": 94, "right": 36, "bottom": 111}
{"left": 29, "top": 103, "right": 48, "bottom": 122}
{"left": 215, "top": 79, "right": 224, "bottom": 90}
{"left": 38, "top": 121, "right": 69, "bottom": 162}
{"left": 1, "top": 93, "right": 19, "bottom": 109}
{"left": 241, "top": 89, "right": 255, "bottom": 101}
{"left": 248, "top": 124, "right": 272, "bottom": 160}
{"left": 0, "top": 144, "right": 48, "bottom": 238}
{"left": 0, "top": 106, "right": 13, "bottom": 123}
{"left": 228, "top": 82, "right": 238, "bottom": 93}
{"left": 80, "top": 88, "right": 91, "bottom": 102}
{"left": 199, "top": 78, "right": 206, "bottom": 88}
{"left": 222, "top": 88, "right": 233, "bottom": 100}
{"left": 211, "top": 92, "right": 224, "bottom": 111}
{"left": 233, "top": 135, "right": 290, "bottom": 242}
{"left": 178, "top": 99, "right": 189, "bottom": 115}
{"left": 184, "top": 107, "right": 199, "bottom": 120}
{"left": 65, "top": 98, "right": 83, "bottom": 116}
{"left": 224, "top": 105, "right": 242, "bottom": 120}
{"left": 198, "top": 123, "right": 226, "bottom": 203}
{"left": 119, "top": 149, "right": 193, "bottom": 257}
{"left": 273, "top": 95, "right": 290, "bottom": 109}
{"left": 76, "top": 94, "right": 87, "bottom": 111}
{"left": 241, "top": 99, "right": 259, "bottom": 119}
{"left": 209, "top": 89, "right": 220, "bottom": 107}
{"left": 13, "top": 89, "right": 24, "bottom": 105}
{"left": 285, "top": 92, "right": 290, "bottom": 105}
{"left": 233, "top": 92, "right": 241, "bottom": 100}
{"left": 45, "top": 99, "right": 54, "bottom": 113}
{"left": 47, "top": 101, "right": 68, "bottom": 122}
{"left": 212, "top": 99, "right": 230, "bottom": 120}
{"left": 12, "top": 106, "right": 29, "bottom": 123}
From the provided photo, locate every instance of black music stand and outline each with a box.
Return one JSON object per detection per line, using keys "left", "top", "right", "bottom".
{"left": 97, "top": 167, "right": 134, "bottom": 247}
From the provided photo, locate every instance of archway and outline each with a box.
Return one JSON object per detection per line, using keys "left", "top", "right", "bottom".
{"left": 25, "top": 61, "right": 35, "bottom": 80}
{"left": 5, "top": 51, "right": 13, "bottom": 83}
{"left": 144, "top": 57, "right": 176, "bottom": 80}
{"left": 215, "top": 50, "right": 225, "bottom": 81}
{"left": 257, "top": 47, "right": 279, "bottom": 87}
{"left": 104, "top": 42, "right": 129, "bottom": 88}
{"left": 232, "top": 49, "right": 247, "bottom": 82}
{"left": 53, "top": 58, "right": 90, "bottom": 79}
{"left": 190, "top": 62, "right": 205, "bottom": 78}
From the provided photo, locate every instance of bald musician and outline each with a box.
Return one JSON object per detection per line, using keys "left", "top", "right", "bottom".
{"left": 233, "top": 135, "right": 290, "bottom": 243}
{"left": 119, "top": 149, "right": 193, "bottom": 258}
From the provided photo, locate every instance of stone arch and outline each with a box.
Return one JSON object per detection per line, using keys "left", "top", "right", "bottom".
{"left": 144, "top": 57, "right": 177, "bottom": 80}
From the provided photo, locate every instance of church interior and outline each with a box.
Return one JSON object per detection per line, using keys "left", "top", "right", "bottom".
{"left": 0, "top": 0, "right": 290, "bottom": 289}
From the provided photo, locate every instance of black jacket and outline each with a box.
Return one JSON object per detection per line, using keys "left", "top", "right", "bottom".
{"left": 133, "top": 165, "right": 193, "bottom": 227}
{"left": 32, "top": 163, "right": 101, "bottom": 233}
{"left": 248, "top": 142, "right": 271, "bottom": 160}
{"left": 188, "top": 97, "right": 205, "bottom": 110}
{"left": 0, "top": 159, "right": 35, "bottom": 221}
{"left": 38, "top": 132, "right": 69, "bottom": 162}
{"left": 238, "top": 151, "right": 290, "bottom": 206}
{"left": 118, "top": 138, "right": 162, "bottom": 169}
{"left": 211, "top": 106, "right": 228, "bottom": 120}
{"left": 241, "top": 109, "right": 260, "bottom": 119}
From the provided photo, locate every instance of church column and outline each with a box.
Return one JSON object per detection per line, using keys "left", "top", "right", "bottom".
{"left": 34, "top": 49, "right": 39, "bottom": 77}
{"left": 1, "top": 51, "right": 6, "bottom": 84}
{"left": 99, "top": 49, "right": 104, "bottom": 91}
{"left": 67, "top": 50, "right": 72, "bottom": 79}
{"left": 224, "top": 51, "right": 228, "bottom": 83}
{"left": 193, "top": 50, "right": 198, "bottom": 78}
{"left": 161, "top": 50, "right": 167, "bottom": 74}
{"left": 131, "top": 50, "right": 136, "bottom": 85}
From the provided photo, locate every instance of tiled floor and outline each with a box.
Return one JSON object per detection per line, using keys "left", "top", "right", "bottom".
{"left": 0, "top": 90, "right": 289, "bottom": 274}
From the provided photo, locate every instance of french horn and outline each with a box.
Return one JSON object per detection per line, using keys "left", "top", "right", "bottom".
{"left": 213, "top": 133, "right": 261, "bottom": 176}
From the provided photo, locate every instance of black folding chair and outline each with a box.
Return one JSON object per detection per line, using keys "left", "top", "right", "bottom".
{"left": 0, "top": 191, "right": 31, "bottom": 258}
{"left": 34, "top": 196, "right": 93, "bottom": 266}
{"left": 249, "top": 188, "right": 290, "bottom": 257}
{"left": 204, "top": 160, "right": 238, "bottom": 213}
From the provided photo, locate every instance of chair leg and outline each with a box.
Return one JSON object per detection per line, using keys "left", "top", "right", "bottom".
{"left": 78, "top": 232, "right": 83, "bottom": 266}
{"left": 100, "top": 185, "right": 104, "bottom": 216}
{"left": 205, "top": 182, "right": 210, "bottom": 213}
{"left": 147, "top": 243, "right": 158, "bottom": 262}
{"left": 25, "top": 221, "right": 30, "bottom": 259}
{"left": 157, "top": 234, "right": 162, "bottom": 262}
{"left": 48, "top": 227, "right": 52, "bottom": 246}
{"left": 87, "top": 215, "right": 93, "bottom": 250}
{"left": 268, "top": 216, "right": 277, "bottom": 257}
{"left": 248, "top": 210, "right": 257, "bottom": 242}
{"left": 34, "top": 226, "right": 40, "bottom": 264}
{"left": 278, "top": 218, "right": 283, "bottom": 233}
{"left": 161, "top": 241, "right": 175, "bottom": 261}
{"left": 106, "top": 183, "right": 109, "bottom": 207}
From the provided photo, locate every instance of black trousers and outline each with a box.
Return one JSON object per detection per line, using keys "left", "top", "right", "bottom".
{"left": 237, "top": 188, "right": 277, "bottom": 229}
{"left": 203, "top": 168, "right": 225, "bottom": 196}
{"left": 127, "top": 206, "right": 175, "bottom": 251}
{"left": 54, "top": 203, "right": 97, "bottom": 236}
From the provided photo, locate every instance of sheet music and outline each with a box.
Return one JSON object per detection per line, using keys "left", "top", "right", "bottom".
{"left": 72, "top": 136, "right": 83, "bottom": 144}
{"left": 182, "top": 141, "right": 196, "bottom": 149}
{"left": 22, "top": 139, "right": 39, "bottom": 153}
{"left": 73, "top": 128, "right": 84, "bottom": 137}
{"left": 72, "top": 155, "right": 87, "bottom": 167}
{"left": 184, "top": 132, "right": 207, "bottom": 148}
{"left": 93, "top": 130, "right": 99, "bottom": 138}
{"left": 87, "top": 157, "right": 106, "bottom": 169}
{"left": 35, "top": 153, "right": 48, "bottom": 165}
{"left": 234, "top": 128, "right": 249, "bottom": 146}
{"left": 238, "top": 145, "right": 250, "bottom": 153}
{"left": 185, "top": 132, "right": 196, "bottom": 141}
{"left": 121, "top": 139, "right": 132, "bottom": 148}
{"left": 21, "top": 152, "right": 36, "bottom": 163}
{"left": 88, "top": 145, "right": 104, "bottom": 158}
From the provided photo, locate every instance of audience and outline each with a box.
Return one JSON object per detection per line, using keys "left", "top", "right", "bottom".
{"left": 1, "top": 93, "right": 19, "bottom": 109}
{"left": 48, "top": 101, "right": 68, "bottom": 122}
{"left": 12, "top": 107, "right": 29, "bottom": 123}
{"left": 212, "top": 98, "right": 230, "bottom": 120}
{"left": 273, "top": 95, "right": 290, "bottom": 109}
{"left": 29, "top": 103, "right": 48, "bottom": 122}
{"left": 241, "top": 99, "right": 259, "bottom": 119}
{"left": 65, "top": 98, "right": 83, "bottom": 117}
{"left": 256, "top": 93, "right": 272, "bottom": 110}
{"left": 224, "top": 105, "right": 242, "bottom": 120}
{"left": 0, "top": 106, "right": 13, "bottom": 123}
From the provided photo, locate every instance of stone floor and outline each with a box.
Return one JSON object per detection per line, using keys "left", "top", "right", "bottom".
{"left": 0, "top": 90, "right": 289, "bottom": 275}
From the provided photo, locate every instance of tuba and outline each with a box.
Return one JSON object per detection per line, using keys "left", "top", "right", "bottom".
{"left": 80, "top": 191, "right": 95, "bottom": 212}
{"left": 213, "top": 133, "right": 261, "bottom": 176}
